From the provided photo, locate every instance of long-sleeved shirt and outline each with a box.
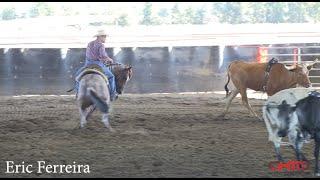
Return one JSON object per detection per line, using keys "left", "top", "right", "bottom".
{"left": 85, "top": 39, "right": 110, "bottom": 63}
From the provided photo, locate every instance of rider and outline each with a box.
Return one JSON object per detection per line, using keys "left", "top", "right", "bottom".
{"left": 75, "top": 30, "right": 118, "bottom": 101}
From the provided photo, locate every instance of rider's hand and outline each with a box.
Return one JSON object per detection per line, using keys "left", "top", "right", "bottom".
{"left": 107, "top": 58, "right": 113, "bottom": 64}
{"left": 103, "top": 58, "right": 113, "bottom": 65}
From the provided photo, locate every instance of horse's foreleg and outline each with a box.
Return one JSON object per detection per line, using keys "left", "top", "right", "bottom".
{"left": 102, "top": 113, "right": 115, "bottom": 132}
{"left": 240, "top": 89, "right": 259, "bottom": 118}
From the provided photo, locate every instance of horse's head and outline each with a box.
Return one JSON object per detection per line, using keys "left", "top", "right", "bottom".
{"left": 112, "top": 64, "right": 133, "bottom": 94}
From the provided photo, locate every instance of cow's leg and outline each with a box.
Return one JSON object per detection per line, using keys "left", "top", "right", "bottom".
{"left": 239, "top": 88, "right": 258, "bottom": 117}
{"left": 289, "top": 131, "right": 307, "bottom": 162}
{"left": 222, "top": 89, "right": 239, "bottom": 116}
{"left": 102, "top": 113, "right": 115, "bottom": 132}
{"left": 273, "top": 139, "right": 284, "bottom": 162}
{"left": 314, "top": 132, "right": 320, "bottom": 176}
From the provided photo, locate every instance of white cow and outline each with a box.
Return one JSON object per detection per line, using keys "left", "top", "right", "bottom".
{"left": 262, "top": 87, "right": 313, "bottom": 143}
{"left": 262, "top": 87, "right": 315, "bottom": 162}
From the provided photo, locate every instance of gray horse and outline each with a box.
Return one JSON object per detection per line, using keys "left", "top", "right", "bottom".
{"left": 76, "top": 64, "right": 133, "bottom": 131}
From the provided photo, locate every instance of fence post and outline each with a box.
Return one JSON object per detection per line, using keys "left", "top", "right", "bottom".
{"left": 293, "top": 48, "right": 298, "bottom": 65}
{"left": 298, "top": 48, "right": 301, "bottom": 64}
{"left": 257, "top": 47, "right": 268, "bottom": 63}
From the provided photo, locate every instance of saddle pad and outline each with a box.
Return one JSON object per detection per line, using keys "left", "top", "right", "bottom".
{"left": 76, "top": 68, "right": 109, "bottom": 85}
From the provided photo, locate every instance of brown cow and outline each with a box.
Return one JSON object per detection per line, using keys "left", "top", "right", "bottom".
{"left": 222, "top": 59, "right": 318, "bottom": 118}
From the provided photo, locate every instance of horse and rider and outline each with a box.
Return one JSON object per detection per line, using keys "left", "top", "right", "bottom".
{"left": 71, "top": 30, "right": 133, "bottom": 130}
{"left": 74, "top": 29, "right": 119, "bottom": 101}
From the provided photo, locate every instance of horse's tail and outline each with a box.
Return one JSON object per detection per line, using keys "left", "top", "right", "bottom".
{"left": 67, "top": 81, "right": 76, "bottom": 92}
{"left": 88, "top": 88, "right": 109, "bottom": 113}
{"left": 224, "top": 64, "right": 231, "bottom": 97}
{"left": 67, "top": 87, "right": 75, "bottom": 92}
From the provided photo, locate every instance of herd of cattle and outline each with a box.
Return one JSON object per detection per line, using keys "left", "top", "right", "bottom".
{"left": 223, "top": 58, "right": 320, "bottom": 176}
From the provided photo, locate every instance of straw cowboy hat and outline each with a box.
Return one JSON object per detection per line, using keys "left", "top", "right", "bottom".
{"left": 93, "top": 30, "right": 109, "bottom": 37}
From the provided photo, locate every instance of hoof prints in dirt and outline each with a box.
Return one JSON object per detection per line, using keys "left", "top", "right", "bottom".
{"left": 0, "top": 94, "right": 315, "bottom": 178}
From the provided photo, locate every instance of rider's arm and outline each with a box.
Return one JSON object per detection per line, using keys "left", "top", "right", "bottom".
{"left": 98, "top": 43, "right": 113, "bottom": 64}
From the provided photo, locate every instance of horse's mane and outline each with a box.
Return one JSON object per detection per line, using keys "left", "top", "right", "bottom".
{"left": 110, "top": 63, "right": 133, "bottom": 80}
{"left": 110, "top": 64, "right": 128, "bottom": 72}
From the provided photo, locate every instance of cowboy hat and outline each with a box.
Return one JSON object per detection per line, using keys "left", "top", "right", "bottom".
{"left": 93, "top": 30, "right": 108, "bottom": 37}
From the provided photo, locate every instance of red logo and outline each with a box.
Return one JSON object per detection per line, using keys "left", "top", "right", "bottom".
{"left": 269, "top": 160, "right": 310, "bottom": 172}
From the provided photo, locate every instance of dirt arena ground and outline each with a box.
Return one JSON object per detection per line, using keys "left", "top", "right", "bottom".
{"left": 0, "top": 92, "right": 317, "bottom": 178}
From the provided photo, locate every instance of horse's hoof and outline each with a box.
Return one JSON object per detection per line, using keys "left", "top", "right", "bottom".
{"left": 218, "top": 113, "right": 226, "bottom": 118}
{"left": 215, "top": 114, "right": 227, "bottom": 120}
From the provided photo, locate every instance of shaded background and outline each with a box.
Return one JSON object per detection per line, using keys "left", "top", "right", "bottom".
{"left": 1, "top": 43, "right": 320, "bottom": 96}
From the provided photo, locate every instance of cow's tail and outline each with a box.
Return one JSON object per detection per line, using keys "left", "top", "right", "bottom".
{"left": 224, "top": 64, "right": 231, "bottom": 97}
{"left": 88, "top": 88, "right": 109, "bottom": 113}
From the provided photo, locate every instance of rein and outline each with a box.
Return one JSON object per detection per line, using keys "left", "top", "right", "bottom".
{"left": 104, "top": 62, "right": 123, "bottom": 67}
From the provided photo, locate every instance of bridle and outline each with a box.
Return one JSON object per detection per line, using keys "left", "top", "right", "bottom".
{"left": 104, "top": 62, "right": 122, "bottom": 67}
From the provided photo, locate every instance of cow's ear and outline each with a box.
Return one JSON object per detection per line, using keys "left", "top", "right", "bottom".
{"left": 281, "top": 100, "right": 288, "bottom": 105}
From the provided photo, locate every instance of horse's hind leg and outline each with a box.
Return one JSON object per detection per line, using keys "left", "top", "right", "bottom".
{"left": 86, "top": 105, "right": 96, "bottom": 120}
{"left": 102, "top": 113, "right": 115, "bottom": 132}
{"left": 78, "top": 105, "right": 95, "bottom": 128}
{"left": 79, "top": 107, "right": 88, "bottom": 128}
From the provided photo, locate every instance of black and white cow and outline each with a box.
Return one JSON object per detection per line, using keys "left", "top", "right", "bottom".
{"left": 262, "top": 88, "right": 312, "bottom": 143}
{"left": 263, "top": 90, "right": 320, "bottom": 176}
{"left": 294, "top": 91, "right": 320, "bottom": 176}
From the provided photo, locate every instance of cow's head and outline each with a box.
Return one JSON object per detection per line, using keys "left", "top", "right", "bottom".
{"left": 287, "top": 58, "right": 318, "bottom": 88}
{"left": 288, "top": 65, "right": 311, "bottom": 88}
{"left": 275, "top": 100, "right": 297, "bottom": 137}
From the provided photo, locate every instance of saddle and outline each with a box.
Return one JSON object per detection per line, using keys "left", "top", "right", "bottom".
{"left": 67, "top": 64, "right": 109, "bottom": 93}
{"left": 263, "top": 58, "right": 279, "bottom": 92}
{"left": 75, "top": 64, "right": 109, "bottom": 84}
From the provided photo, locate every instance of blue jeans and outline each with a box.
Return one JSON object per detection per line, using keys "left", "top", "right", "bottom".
{"left": 75, "top": 59, "right": 117, "bottom": 98}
